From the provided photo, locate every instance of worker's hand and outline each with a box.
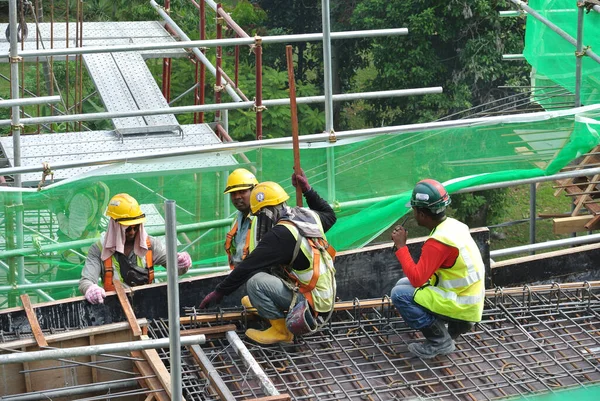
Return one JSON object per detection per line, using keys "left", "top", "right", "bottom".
{"left": 177, "top": 252, "right": 192, "bottom": 275}
{"left": 291, "top": 168, "right": 311, "bottom": 193}
{"left": 391, "top": 225, "right": 408, "bottom": 250}
{"left": 84, "top": 284, "right": 106, "bottom": 304}
{"left": 199, "top": 290, "right": 224, "bottom": 309}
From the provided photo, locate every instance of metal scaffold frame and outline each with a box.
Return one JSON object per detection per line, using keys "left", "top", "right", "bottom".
{"left": 0, "top": 1, "right": 599, "bottom": 302}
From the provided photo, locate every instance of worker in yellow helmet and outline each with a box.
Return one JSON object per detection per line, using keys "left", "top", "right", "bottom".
{"left": 200, "top": 170, "right": 337, "bottom": 345}
{"left": 390, "top": 179, "right": 485, "bottom": 359}
{"left": 223, "top": 168, "right": 259, "bottom": 269}
{"left": 79, "top": 193, "right": 192, "bottom": 304}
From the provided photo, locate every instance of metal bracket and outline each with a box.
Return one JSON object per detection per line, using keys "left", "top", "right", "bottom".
{"left": 10, "top": 123, "right": 24, "bottom": 131}
{"left": 37, "top": 161, "right": 54, "bottom": 191}
{"left": 216, "top": 16, "right": 225, "bottom": 25}
{"left": 575, "top": 45, "right": 590, "bottom": 58}
{"left": 9, "top": 56, "right": 22, "bottom": 64}
{"left": 253, "top": 104, "right": 267, "bottom": 113}
{"left": 214, "top": 84, "right": 225, "bottom": 93}
{"left": 328, "top": 129, "right": 337, "bottom": 143}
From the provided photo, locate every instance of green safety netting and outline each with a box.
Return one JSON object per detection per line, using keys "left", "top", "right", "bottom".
{"left": 524, "top": 0, "right": 600, "bottom": 108}
{"left": 0, "top": 105, "right": 599, "bottom": 304}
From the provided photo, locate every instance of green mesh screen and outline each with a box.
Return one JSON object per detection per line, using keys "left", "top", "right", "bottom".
{"left": 524, "top": 0, "right": 600, "bottom": 107}
{"left": 1, "top": 105, "right": 599, "bottom": 306}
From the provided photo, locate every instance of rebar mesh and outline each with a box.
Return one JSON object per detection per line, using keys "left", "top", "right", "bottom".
{"left": 162, "top": 284, "right": 600, "bottom": 400}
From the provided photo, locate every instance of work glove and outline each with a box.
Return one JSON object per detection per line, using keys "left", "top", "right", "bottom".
{"left": 199, "top": 290, "right": 224, "bottom": 309}
{"left": 85, "top": 284, "right": 106, "bottom": 304}
{"left": 177, "top": 252, "right": 192, "bottom": 275}
{"left": 291, "top": 168, "right": 311, "bottom": 193}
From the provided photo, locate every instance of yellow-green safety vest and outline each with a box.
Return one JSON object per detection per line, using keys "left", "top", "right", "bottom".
{"left": 413, "top": 218, "right": 485, "bottom": 322}
{"left": 278, "top": 212, "right": 336, "bottom": 313}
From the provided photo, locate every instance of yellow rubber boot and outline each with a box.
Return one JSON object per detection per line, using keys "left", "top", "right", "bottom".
{"left": 245, "top": 318, "right": 294, "bottom": 345}
{"left": 241, "top": 296, "right": 258, "bottom": 314}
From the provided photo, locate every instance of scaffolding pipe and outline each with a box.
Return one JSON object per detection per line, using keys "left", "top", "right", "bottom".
{"left": 0, "top": 335, "right": 206, "bottom": 365}
{"left": 165, "top": 200, "right": 182, "bottom": 401}
{"left": 9, "top": 29, "right": 410, "bottom": 60}
{"left": 529, "top": 183, "right": 536, "bottom": 253}
{"left": 0, "top": 95, "right": 61, "bottom": 108}
{"left": 0, "top": 87, "right": 442, "bottom": 127}
{"left": 490, "top": 233, "right": 600, "bottom": 258}
{"left": 226, "top": 331, "right": 280, "bottom": 396}
{"left": 1, "top": 104, "right": 599, "bottom": 179}
{"left": 8, "top": 0, "right": 25, "bottom": 296}
{"left": 510, "top": 0, "right": 600, "bottom": 65}
{"left": 574, "top": 4, "right": 584, "bottom": 107}
{"left": 0, "top": 266, "right": 229, "bottom": 293}
{"left": 1, "top": 378, "right": 140, "bottom": 401}
{"left": 0, "top": 260, "right": 53, "bottom": 301}
{"left": 149, "top": 0, "right": 242, "bottom": 103}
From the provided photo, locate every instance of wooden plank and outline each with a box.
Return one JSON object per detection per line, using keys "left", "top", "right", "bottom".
{"left": 19, "top": 294, "right": 48, "bottom": 347}
{"left": 90, "top": 335, "right": 98, "bottom": 384}
{"left": 553, "top": 215, "right": 594, "bottom": 234}
{"left": 131, "top": 350, "right": 170, "bottom": 401}
{"left": 181, "top": 324, "right": 237, "bottom": 337}
{"left": 21, "top": 348, "right": 32, "bottom": 393}
{"left": 584, "top": 214, "right": 600, "bottom": 230}
{"left": 139, "top": 335, "right": 176, "bottom": 400}
{"left": 180, "top": 299, "right": 394, "bottom": 325}
{"left": 113, "top": 280, "right": 142, "bottom": 337}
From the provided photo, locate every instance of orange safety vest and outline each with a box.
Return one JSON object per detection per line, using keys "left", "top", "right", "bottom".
{"left": 224, "top": 220, "right": 252, "bottom": 270}
{"left": 103, "top": 237, "right": 154, "bottom": 291}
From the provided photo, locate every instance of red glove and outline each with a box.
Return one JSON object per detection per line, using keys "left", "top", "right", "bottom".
{"left": 291, "top": 169, "right": 311, "bottom": 193}
{"left": 199, "top": 290, "right": 224, "bottom": 309}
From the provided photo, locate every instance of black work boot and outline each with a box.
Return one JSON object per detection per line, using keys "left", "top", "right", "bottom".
{"left": 408, "top": 318, "right": 455, "bottom": 359}
{"left": 448, "top": 321, "right": 474, "bottom": 340}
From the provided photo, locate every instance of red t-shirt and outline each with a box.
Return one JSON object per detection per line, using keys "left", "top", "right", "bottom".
{"left": 395, "top": 239, "right": 459, "bottom": 287}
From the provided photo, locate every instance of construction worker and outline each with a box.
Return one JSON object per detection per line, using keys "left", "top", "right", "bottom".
{"left": 390, "top": 179, "right": 485, "bottom": 359}
{"left": 199, "top": 171, "right": 337, "bottom": 345}
{"left": 79, "top": 193, "right": 192, "bottom": 304}
{"left": 223, "top": 168, "right": 259, "bottom": 269}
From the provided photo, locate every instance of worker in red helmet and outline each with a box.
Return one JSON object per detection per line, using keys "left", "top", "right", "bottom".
{"left": 390, "top": 179, "right": 485, "bottom": 359}
{"left": 79, "top": 193, "right": 192, "bottom": 304}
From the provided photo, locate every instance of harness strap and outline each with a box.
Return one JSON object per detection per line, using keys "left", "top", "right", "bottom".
{"left": 224, "top": 221, "right": 238, "bottom": 269}
{"left": 102, "top": 237, "right": 154, "bottom": 290}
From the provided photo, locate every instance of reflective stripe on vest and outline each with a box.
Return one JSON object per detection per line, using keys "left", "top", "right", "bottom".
{"left": 413, "top": 218, "right": 485, "bottom": 322}
{"left": 102, "top": 237, "right": 154, "bottom": 291}
{"left": 224, "top": 216, "right": 255, "bottom": 270}
{"left": 278, "top": 214, "right": 336, "bottom": 314}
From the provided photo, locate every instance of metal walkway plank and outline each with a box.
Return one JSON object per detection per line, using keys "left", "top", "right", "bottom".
{"left": 0, "top": 21, "right": 185, "bottom": 61}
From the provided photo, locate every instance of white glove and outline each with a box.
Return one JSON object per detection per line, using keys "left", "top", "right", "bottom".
{"left": 177, "top": 252, "right": 192, "bottom": 275}
{"left": 85, "top": 284, "right": 106, "bottom": 304}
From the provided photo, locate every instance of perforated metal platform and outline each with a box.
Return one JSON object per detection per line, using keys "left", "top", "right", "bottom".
{"left": 0, "top": 21, "right": 185, "bottom": 61}
{"left": 84, "top": 52, "right": 179, "bottom": 129}
{"left": 0, "top": 124, "right": 237, "bottom": 185}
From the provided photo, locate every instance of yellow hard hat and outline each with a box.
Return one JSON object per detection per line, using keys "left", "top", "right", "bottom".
{"left": 224, "top": 168, "right": 258, "bottom": 194}
{"left": 250, "top": 182, "right": 290, "bottom": 214}
{"left": 106, "top": 193, "right": 146, "bottom": 225}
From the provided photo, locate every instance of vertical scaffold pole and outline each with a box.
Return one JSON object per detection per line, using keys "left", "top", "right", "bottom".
{"left": 162, "top": 0, "right": 172, "bottom": 103}
{"left": 165, "top": 200, "right": 182, "bottom": 401}
{"left": 215, "top": 3, "right": 223, "bottom": 123}
{"left": 8, "top": 0, "right": 25, "bottom": 302}
{"left": 322, "top": 0, "right": 336, "bottom": 203}
{"left": 574, "top": 2, "right": 585, "bottom": 107}
{"left": 255, "top": 36, "right": 263, "bottom": 140}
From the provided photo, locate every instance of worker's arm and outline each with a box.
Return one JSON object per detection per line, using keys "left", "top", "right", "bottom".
{"left": 149, "top": 237, "right": 167, "bottom": 267}
{"left": 395, "top": 239, "right": 458, "bottom": 287}
{"left": 79, "top": 242, "right": 103, "bottom": 295}
{"left": 215, "top": 225, "right": 300, "bottom": 296}
{"left": 303, "top": 188, "right": 337, "bottom": 232}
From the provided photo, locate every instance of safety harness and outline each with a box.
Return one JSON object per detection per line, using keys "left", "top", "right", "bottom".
{"left": 224, "top": 220, "right": 252, "bottom": 270}
{"left": 103, "top": 237, "right": 153, "bottom": 291}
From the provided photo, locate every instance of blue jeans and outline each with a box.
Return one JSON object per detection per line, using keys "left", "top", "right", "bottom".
{"left": 247, "top": 272, "right": 303, "bottom": 320}
{"left": 390, "top": 277, "right": 435, "bottom": 329}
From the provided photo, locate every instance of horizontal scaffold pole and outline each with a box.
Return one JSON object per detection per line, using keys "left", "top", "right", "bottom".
{"left": 0, "top": 88, "right": 440, "bottom": 127}
{"left": 0, "top": 335, "right": 206, "bottom": 365}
